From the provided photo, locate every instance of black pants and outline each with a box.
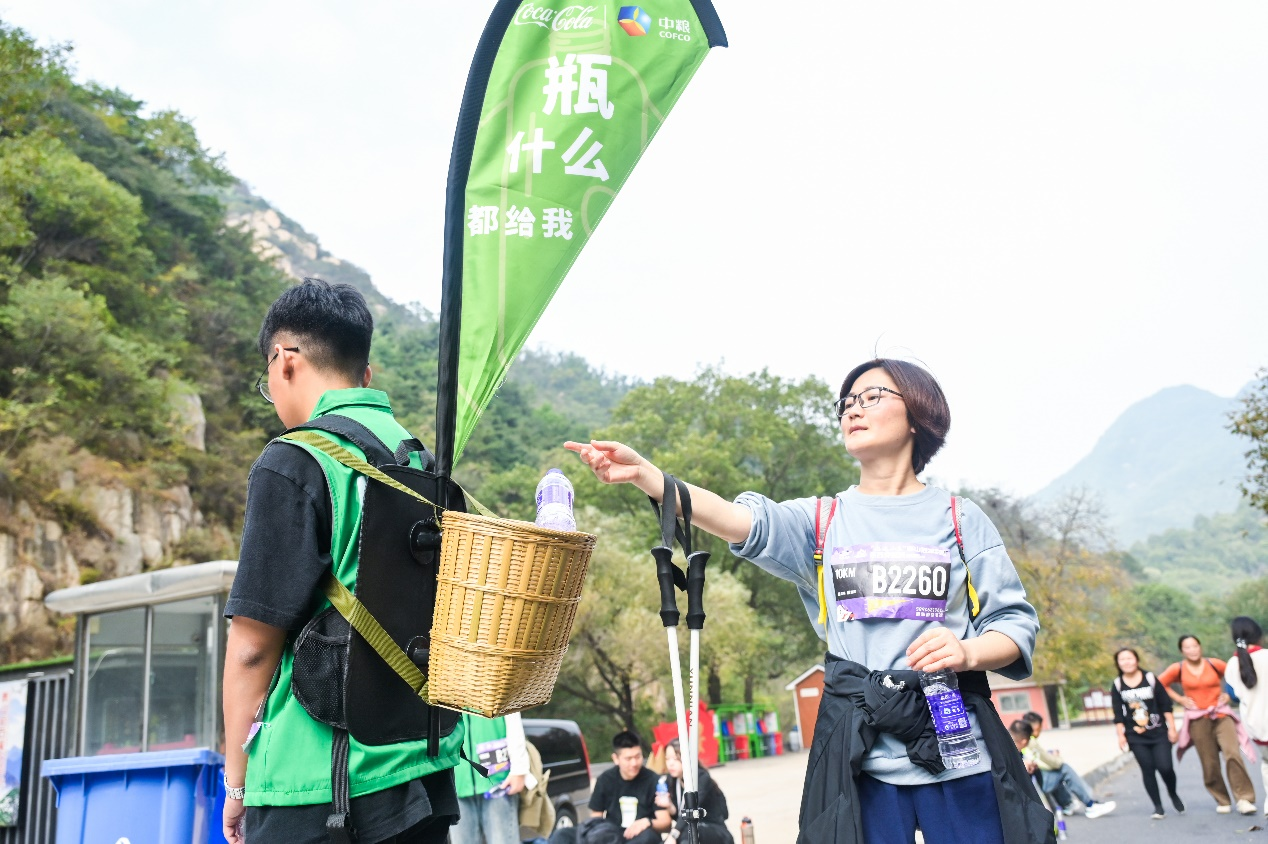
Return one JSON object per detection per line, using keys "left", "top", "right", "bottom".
{"left": 381, "top": 813, "right": 454, "bottom": 844}
{"left": 1129, "top": 739, "right": 1178, "bottom": 811}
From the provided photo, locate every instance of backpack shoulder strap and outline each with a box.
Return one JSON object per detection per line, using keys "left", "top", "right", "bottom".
{"left": 813, "top": 497, "right": 838, "bottom": 626}
{"left": 287, "top": 414, "right": 395, "bottom": 467}
{"left": 950, "top": 496, "right": 981, "bottom": 620}
{"left": 1113, "top": 676, "right": 1121, "bottom": 692}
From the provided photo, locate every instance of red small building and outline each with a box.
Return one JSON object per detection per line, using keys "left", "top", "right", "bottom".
{"left": 785, "top": 664, "right": 825, "bottom": 748}
{"left": 989, "top": 675, "right": 1053, "bottom": 726}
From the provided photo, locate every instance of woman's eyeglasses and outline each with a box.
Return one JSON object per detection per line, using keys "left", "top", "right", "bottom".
{"left": 834, "top": 386, "right": 903, "bottom": 419}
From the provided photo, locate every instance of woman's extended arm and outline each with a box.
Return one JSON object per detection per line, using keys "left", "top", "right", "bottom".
{"left": 564, "top": 440, "right": 752, "bottom": 544}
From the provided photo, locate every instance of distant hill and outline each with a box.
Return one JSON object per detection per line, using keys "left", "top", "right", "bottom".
{"left": 1128, "top": 503, "right": 1268, "bottom": 595}
{"left": 1036, "top": 385, "right": 1247, "bottom": 545}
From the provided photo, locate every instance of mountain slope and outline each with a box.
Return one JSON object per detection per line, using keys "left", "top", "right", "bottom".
{"left": 1128, "top": 503, "right": 1268, "bottom": 595}
{"left": 1036, "top": 385, "right": 1246, "bottom": 544}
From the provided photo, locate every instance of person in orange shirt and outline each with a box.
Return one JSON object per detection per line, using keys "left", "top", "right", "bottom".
{"left": 1160, "top": 634, "right": 1256, "bottom": 814}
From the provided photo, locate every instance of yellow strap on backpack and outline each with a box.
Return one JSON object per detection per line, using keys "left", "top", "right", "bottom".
{"left": 813, "top": 498, "right": 837, "bottom": 626}
{"left": 322, "top": 572, "right": 430, "bottom": 700}
{"left": 278, "top": 428, "right": 500, "bottom": 701}
{"left": 280, "top": 429, "right": 496, "bottom": 517}
{"left": 950, "top": 496, "right": 981, "bottom": 620}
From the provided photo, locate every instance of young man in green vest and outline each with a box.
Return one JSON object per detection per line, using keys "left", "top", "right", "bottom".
{"left": 452, "top": 713, "right": 530, "bottom": 844}
{"left": 222, "top": 279, "right": 463, "bottom": 843}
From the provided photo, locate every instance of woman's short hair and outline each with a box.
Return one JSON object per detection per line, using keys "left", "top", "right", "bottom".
{"left": 1177, "top": 634, "right": 1199, "bottom": 650}
{"left": 840, "top": 359, "right": 950, "bottom": 474}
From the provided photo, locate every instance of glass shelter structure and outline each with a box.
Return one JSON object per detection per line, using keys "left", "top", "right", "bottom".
{"left": 45, "top": 561, "right": 235, "bottom": 757}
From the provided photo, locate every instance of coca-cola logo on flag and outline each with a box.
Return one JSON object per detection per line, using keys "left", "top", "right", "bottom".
{"left": 514, "top": 4, "right": 602, "bottom": 32}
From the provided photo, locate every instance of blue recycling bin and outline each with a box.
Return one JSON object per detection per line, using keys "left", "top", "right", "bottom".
{"left": 43, "top": 748, "right": 229, "bottom": 844}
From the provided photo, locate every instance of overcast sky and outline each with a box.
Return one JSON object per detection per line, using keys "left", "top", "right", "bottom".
{"left": 3, "top": 1, "right": 1265, "bottom": 496}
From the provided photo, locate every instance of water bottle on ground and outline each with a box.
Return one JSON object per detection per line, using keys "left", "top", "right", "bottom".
{"left": 1053, "top": 804, "right": 1067, "bottom": 840}
{"left": 918, "top": 668, "right": 981, "bottom": 769}
{"left": 535, "top": 468, "right": 576, "bottom": 531}
{"left": 740, "top": 817, "right": 756, "bottom": 844}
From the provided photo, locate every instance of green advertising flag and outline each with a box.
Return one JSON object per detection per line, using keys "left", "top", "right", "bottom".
{"left": 436, "top": 1, "right": 727, "bottom": 471}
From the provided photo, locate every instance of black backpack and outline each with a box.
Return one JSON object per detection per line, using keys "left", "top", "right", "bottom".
{"left": 279, "top": 415, "right": 464, "bottom": 842}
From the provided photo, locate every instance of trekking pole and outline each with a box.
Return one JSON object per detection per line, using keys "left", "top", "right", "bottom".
{"left": 684, "top": 536, "right": 709, "bottom": 844}
{"left": 649, "top": 473, "right": 706, "bottom": 844}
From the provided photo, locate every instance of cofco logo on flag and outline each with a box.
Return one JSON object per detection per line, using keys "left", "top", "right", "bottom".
{"left": 515, "top": 3, "right": 602, "bottom": 32}
{"left": 618, "top": 6, "right": 653, "bottom": 36}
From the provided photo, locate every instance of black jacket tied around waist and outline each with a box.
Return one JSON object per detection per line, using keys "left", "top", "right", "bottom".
{"left": 797, "top": 653, "right": 1055, "bottom": 844}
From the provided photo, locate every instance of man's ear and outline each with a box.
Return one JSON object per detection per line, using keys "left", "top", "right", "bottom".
{"left": 362, "top": 365, "right": 372, "bottom": 388}
{"left": 280, "top": 348, "right": 299, "bottom": 382}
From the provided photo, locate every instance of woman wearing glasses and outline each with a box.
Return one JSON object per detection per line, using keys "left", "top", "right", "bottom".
{"left": 566, "top": 359, "right": 1049, "bottom": 844}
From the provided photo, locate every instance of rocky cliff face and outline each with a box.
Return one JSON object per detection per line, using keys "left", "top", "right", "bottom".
{"left": 0, "top": 397, "right": 211, "bottom": 663}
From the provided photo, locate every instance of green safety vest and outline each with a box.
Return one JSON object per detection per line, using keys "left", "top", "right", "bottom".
{"left": 454, "top": 715, "right": 511, "bottom": 799}
{"left": 244, "top": 388, "right": 463, "bottom": 806}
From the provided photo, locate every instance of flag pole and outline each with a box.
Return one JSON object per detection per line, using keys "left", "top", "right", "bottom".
{"left": 435, "top": 0, "right": 521, "bottom": 483}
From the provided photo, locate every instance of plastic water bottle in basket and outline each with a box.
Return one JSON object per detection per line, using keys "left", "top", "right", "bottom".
{"left": 536, "top": 468, "right": 576, "bottom": 531}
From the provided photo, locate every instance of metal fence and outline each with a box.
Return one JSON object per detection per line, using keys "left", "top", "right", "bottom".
{"left": 0, "top": 670, "right": 71, "bottom": 844}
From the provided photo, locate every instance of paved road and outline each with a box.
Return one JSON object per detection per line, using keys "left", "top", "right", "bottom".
{"left": 1070, "top": 747, "right": 1267, "bottom": 842}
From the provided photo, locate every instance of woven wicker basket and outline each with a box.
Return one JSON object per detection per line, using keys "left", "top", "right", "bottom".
{"left": 429, "top": 510, "right": 596, "bottom": 717}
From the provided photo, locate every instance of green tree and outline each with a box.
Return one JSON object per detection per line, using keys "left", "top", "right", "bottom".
{"left": 1231, "top": 369, "right": 1268, "bottom": 515}
{"left": 1118, "top": 583, "right": 1227, "bottom": 668}
{"left": 0, "top": 275, "right": 167, "bottom": 459}
{"left": 966, "top": 487, "right": 1130, "bottom": 687}
{"left": 542, "top": 510, "right": 775, "bottom": 751}
{"left": 577, "top": 367, "right": 860, "bottom": 699}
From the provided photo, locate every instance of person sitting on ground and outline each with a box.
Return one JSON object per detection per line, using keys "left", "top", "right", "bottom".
{"left": 1159, "top": 634, "right": 1257, "bottom": 815}
{"left": 580, "top": 731, "right": 670, "bottom": 844}
{"left": 1020, "top": 712, "right": 1116, "bottom": 819}
{"left": 1223, "top": 616, "right": 1268, "bottom": 817}
{"left": 655, "top": 739, "right": 734, "bottom": 844}
{"left": 1010, "top": 720, "right": 1036, "bottom": 776}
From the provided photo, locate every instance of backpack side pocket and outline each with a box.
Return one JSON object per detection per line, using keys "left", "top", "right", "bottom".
{"left": 292, "top": 606, "right": 350, "bottom": 730}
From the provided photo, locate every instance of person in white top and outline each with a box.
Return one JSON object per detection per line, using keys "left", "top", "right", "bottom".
{"left": 1223, "top": 617, "right": 1268, "bottom": 817}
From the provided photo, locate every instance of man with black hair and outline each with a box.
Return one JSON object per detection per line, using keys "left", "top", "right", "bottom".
{"left": 1021, "top": 712, "right": 1116, "bottom": 819}
{"left": 221, "top": 278, "right": 462, "bottom": 844}
{"left": 580, "top": 731, "right": 669, "bottom": 844}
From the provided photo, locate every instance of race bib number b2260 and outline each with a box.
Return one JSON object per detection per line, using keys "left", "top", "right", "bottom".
{"left": 829, "top": 543, "right": 951, "bottom": 622}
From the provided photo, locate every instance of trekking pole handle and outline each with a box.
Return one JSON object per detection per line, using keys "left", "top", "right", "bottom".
{"left": 685, "top": 551, "right": 708, "bottom": 630}
{"left": 652, "top": 546, "right": 681, "bottom": 628}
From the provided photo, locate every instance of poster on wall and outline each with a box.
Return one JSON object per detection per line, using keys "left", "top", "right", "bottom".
{"left": 0, "top": 679, "right": 26, "bottom": 826}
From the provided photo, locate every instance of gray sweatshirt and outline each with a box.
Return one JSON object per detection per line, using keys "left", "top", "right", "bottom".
{"left": 730, "top": 484, "right": 1040, "bottom": 786}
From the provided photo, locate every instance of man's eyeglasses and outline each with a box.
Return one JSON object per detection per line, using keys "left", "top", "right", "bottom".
{"left": 834, "top": 386, "right": 903, "bottom": 419}
{"left": 255, "top": 347, "right": 299, "bottom": 404}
